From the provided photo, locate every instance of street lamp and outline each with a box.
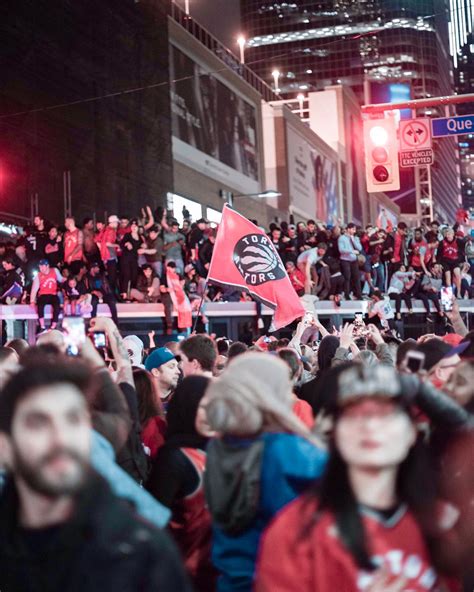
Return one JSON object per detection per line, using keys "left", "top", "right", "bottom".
{"left": 233, "top": 190, "right": 282, "bottom": 199}
{"left": 220, "top": 189, "right": 281, "bottom": 207}
{"left": 237, "top": 36, "right": 246, "bottom": 64}
{"left": 272, "top": 70, "right": 280, "bottom": 94}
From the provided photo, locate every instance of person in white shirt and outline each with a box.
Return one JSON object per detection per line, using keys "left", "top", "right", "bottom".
{"left": 367, "top": 289, "right": 395, "bottom": 331}
{"left": 296, "top": 244, "right": 327, "bottom": 294}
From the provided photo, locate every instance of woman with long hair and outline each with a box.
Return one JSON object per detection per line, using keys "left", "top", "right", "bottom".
{"left": 256, "top": 364, "right": 460, "bottom": 592}
{"left": 133, "top": 368, "right": 166, "bottom": 460}
{"left": 147, "top": 376, "right": 214, "bottom": 592}
{"left": 299, "top": 335, "right": 340, "bottom": 414}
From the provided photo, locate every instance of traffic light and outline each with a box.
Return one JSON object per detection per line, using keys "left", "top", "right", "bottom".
{"left": 363, "top": 118, "right": 400, "bottom": 192}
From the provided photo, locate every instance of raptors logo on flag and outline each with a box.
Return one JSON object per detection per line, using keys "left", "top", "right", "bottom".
{"left": 233, "top": 234, "right": 286, "bottom": 286}
{"left": 207, "top": 205, "right": 305, "bottom": 330}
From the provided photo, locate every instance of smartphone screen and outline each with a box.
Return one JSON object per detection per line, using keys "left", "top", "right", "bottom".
{"left": 63, "top": 317, "right": 86, "bottom": 356}
{"left": 405, "top": 352, "right": 425, "bottom": 373}
{"left": 441, "top": 287, "right": 454, "bottom": 312}
{"left": 93, "top": 331, "right": 107, "bottom": 349}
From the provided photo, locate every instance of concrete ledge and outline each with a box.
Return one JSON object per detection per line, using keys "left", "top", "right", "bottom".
{"left": 1, "top": 300, "right": 473, "bottom": 320}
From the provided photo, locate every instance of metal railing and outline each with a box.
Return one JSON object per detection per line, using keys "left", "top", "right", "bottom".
{"left": 170, "top": 2, "right": 278, "bottom": 102}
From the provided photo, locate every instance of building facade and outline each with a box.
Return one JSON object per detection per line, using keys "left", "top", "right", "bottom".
{"left": 241, "top": 0, "right": 462, "bottom": 221}
{"left": 1, "top": 0, "right": 173, "bottom": 223}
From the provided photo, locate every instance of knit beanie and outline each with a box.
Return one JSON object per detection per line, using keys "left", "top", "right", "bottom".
{"left": 204, "top": 352, "right": 315, "bottom": 442}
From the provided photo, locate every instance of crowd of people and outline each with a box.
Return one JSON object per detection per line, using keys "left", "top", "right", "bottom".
{"left": 0, "top": 208, "right": 473, "bottom": 336}
{"left": 0, "top": 303, "right": 472, "bottom": 591}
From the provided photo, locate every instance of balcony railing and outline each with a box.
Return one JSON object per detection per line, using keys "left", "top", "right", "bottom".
{"left": 170, "top": 2, "right": 278, "bottom": 102}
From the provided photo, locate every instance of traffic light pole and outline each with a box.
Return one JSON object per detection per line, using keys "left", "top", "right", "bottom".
{"left": 362, "top": 92, "right": 474, "bottom": 114}
{"left": 363, "top": 93, "right": 474, "bottom": 224}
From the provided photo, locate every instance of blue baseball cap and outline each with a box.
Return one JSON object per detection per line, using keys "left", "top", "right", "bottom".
{"left": 39, "top": 259, "right": 50, "bottom": 266}
{"left": 145, "top": 347, "right": 176, "bottom": 371}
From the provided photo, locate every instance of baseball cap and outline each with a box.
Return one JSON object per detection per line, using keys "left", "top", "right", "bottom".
{"left": 123, "top": 335, "right": 144, "bottom": 368}
{"left": 38, "top": 259, "right": 49, "bottom": 266}
{"left": 108, "top": 215, "right": 119, "bottom": 224}
{"left": 444, "top": 340, "right": 470, "bottom": 358}
{"left": 145, "top": 347, "right": 176, "bottom": 371}
{"left": 288, "top": 224, "right": 296, "bottom": 231}
{"left": 184, "top": 264, "right": 195, "bottom": 274}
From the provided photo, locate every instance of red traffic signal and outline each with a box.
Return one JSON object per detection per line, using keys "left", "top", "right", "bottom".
{"left": 363, "top": 118, "right": 400, "bottom": 193}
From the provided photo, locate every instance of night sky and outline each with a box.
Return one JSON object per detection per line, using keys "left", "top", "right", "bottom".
{"left": 175, "top": 0, "right": 241, "bottom": 49}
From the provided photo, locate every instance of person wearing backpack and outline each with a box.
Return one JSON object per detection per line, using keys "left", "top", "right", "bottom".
{"left": 199, "top": 353, "right": 327, "bottom": 592}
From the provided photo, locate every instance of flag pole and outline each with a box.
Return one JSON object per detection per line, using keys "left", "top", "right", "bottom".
{"left": 191, "top": 279, "right": 209, "bottom": 333}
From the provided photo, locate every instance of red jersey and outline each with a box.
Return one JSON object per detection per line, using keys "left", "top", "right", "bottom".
{"left": 169, "top": 448, "right": 215, "bottom": 590}
{"left": 288, "top": 268, "right": 306, "bottom": 295}
{"left": 439, "top": 239, "right": 460, "bottom": 262}
{"left": 64, "top": 228, "right": 83, "bottom": 262}
{"left": 141, "top": 416, "right": 166, "bottom": 460}
{"left": 38, "top": 269, "right": 59, "bottom": 296}
{"left": 256, "top": 496, "right": 458, "bottom": 592}
{"left": 410, "top": 240, "right": 428, "bottom": 268}
{"left": 99, "top": 226, "right": 117, "bottom": 262}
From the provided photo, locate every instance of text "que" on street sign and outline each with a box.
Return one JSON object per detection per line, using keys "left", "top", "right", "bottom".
{"left": 431, "top": 114, "right": 474, "bottom": 138}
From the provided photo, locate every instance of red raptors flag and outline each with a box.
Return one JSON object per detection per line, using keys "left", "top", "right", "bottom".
{"left": 207, "top": 205, "right": 305, "bottom": 330}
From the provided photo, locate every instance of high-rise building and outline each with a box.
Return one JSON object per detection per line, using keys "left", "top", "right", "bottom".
{"left": 449, "top": 0, "right": 474, "bottom": 210}
{"left": 241, "top": 0, "right": 461, "bottom": 221}
{"left": 448, "top": 0, "right": 474, "bottom": 67}
{"left": 455, "top": 39, "right": 474, "bottom": 210}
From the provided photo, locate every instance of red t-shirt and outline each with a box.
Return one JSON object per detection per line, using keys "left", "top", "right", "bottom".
{"left": 64, "top": 228, "right": 83, "bottom": 262}
{"left": 256, "top": 496, "right": 459, "bottom": 592}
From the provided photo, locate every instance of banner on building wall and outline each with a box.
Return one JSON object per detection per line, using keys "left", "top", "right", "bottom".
{"left": 286, "top": 126, "right": 338, "bottom": 224}
{"left": 170, "top": 44, "right": 260, "bottom": 196}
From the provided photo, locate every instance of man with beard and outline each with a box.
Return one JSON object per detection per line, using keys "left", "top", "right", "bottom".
{"left": 0, "top": 362, "right": 191, "bottom": 592}
{"left": 145, "top": 347, "right": 181, "bottom": 412}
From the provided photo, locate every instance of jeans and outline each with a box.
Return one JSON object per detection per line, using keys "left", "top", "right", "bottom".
{"left": 340, "top": 259, "right": 362, "bottom": 299}
{"left": 37, "top": 294, "right": 61, "bottom": 324}
{"left": 91, "top": 294, "right": 119, "bottom": 325}
{"left": 417, "top": 291, "right": 441, "bottom": 314}
{"left": 372, "top": 263, "right": 385, "bottom": 292}
{"left": 390, "top": 293, "right": 412, "bottom": 314}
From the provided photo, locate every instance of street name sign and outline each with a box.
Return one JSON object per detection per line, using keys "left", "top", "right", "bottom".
{"left": 431, "top": 114, "right": 474, "bottom": 138}
{"left": 400, "top": 149, "right": 434, "bottom": 168}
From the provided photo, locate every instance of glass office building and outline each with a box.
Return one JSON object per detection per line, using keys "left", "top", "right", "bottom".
{"left": 242, "top": 0, "right": 461, "bottom": 220}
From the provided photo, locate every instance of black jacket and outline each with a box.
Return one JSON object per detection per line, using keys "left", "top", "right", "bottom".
{"left": 0, "top": 473, "right": 192, "bottom": 592}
